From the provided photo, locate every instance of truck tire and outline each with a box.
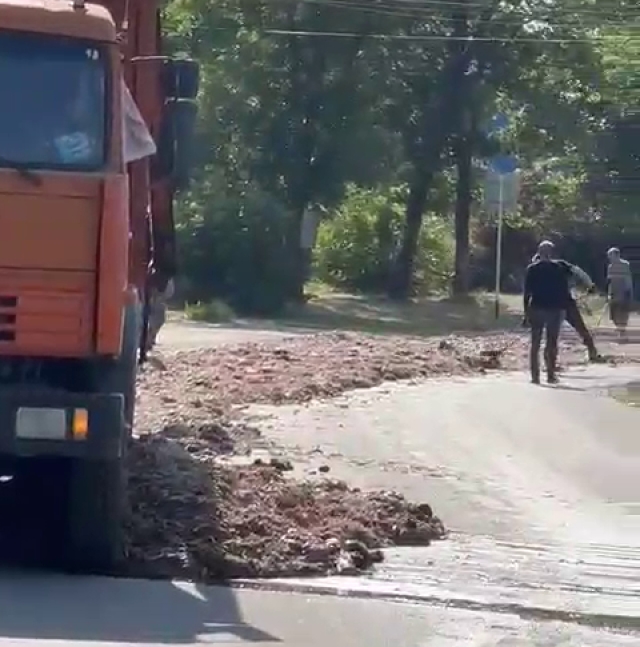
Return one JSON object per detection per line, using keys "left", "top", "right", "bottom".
{"left": 65, "top": 457, "right": 125, "bottom": 573}
{"left": 66, "top": 301, "right": 140, "bottom": 572}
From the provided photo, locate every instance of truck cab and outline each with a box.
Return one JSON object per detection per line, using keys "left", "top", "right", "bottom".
{"left": 0, "top": 0, "right": 198, "bottom": 569}
{"left": 0, "top": 3, "right": 127, "bottom": 358}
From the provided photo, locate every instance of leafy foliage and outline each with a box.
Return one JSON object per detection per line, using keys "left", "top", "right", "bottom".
{"left": 163, "top": 0, "right": 639, "bottom": 305}
{"left": 315, "top": 185, "right": 453, "bottom": 294}
{"left": 175, "top": 169, "right": 292, "bottom": 315}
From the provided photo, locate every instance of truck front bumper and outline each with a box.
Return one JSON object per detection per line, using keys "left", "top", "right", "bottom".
{"left": 0, "top": 389, "right": 124, "bottom": 461}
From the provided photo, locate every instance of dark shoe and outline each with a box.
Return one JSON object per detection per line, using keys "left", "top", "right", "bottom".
{"left": 531, "top": 374, "right": 540, "bottom": 385}
{"left": 547, "top": 373, "right": 559, "bottom": 384}
{"left": 588, "top": 353, "right": 605, "bottom": 363}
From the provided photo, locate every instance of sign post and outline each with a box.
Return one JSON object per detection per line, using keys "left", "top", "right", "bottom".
{"left": 484, "top": 154, "right": 519, "bottom": 318}
{"left": 495, "top": 175, "right": 504, "bottom": 319}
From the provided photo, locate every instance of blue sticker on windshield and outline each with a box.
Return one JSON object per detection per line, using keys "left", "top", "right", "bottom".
{"left": 54, "top": 132, "right": 93, "bottom": 163}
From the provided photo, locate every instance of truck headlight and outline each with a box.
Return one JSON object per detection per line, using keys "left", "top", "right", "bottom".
{"left": 16, "top": 407, "right": 68, "bottom": 440}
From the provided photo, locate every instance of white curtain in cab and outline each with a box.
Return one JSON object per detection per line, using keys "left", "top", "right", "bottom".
{"left": 121, "top": 79, "right": 157, "bottom": 163}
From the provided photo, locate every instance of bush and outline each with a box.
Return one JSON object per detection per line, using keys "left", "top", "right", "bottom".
{"left": 175, "top": 170, "right": 293, "bottom": 315}
{"left": 314, "top": 185, "right": 453, "bottom": 294}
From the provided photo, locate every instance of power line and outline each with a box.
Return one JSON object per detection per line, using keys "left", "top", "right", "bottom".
{"left": 262, "top": 0, "right": 640, "bottom": 33}
{"left": 293, "top": 0, "right": 639, "bottom": 25}
{"left": 360, "top": 0, "right": 639, "bottom": 19}
{"left": 204, "top": 24, "right": 640, "bottom": 49}
{"left": 269, "top": 0, "right": 640, "bottom": 21}
{"left": 262, "top": 27, "right": 640, "bottom": 44}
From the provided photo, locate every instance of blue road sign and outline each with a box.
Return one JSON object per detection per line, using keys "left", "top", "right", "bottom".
{"left": 488, "top": 154, "right": 517, "bottom": 175}
{"left": 486, "top": 112, "right": 509, "bottom": 136}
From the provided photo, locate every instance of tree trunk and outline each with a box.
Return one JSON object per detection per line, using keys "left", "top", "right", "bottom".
{"left": 286, "top": 206, "right": 307, "bottom": 303}
{"left": 283, "top": 7, "right": 326, "bottom": 304}
{"left": 388, "top": 171, "right": 432, "bottom": 300}
{"left": 452, "top": 132, "right": 473, "bottom": 296}
{"left": 388, "top": 7, "right": 470, "bottom": 300}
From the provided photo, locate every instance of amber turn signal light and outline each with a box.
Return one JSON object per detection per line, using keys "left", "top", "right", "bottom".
{"left": 72, "top": 408, "right": 89, "bottom": 439}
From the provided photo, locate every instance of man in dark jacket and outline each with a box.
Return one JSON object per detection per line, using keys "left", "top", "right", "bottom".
{"left": 530, "top": 253, "right": 602, "bottom": 362}
{"left": 524, "top": 241, "right": 569, "bottom": 384}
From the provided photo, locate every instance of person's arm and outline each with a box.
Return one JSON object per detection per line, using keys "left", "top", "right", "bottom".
{"left": 523, "top": 265, "right": 533, "bottom": 314}
{"left": 569, "top": 264, "right": 595, "bottom": 291}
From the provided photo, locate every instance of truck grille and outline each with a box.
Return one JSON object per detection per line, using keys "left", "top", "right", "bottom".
{"left": 0, "top": 296, "right": 17, "bottom": 342}
{"left": 0, "top": 276, "right": 94, "bottom": 357}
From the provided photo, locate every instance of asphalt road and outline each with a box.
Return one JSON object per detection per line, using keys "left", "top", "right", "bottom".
{"left": 158, "top": 313, "right": 640, "bottom": 350}
{"left": 0, "top": 574, "right": 637, "bottom": 646}
{"left": 246, "top": 364, "right": 640, "bottom": 636}
{"left": 157, "top": 319, "right": 305, "bottom": 349}
{"left": 0, "top": 323, "right": 637, "bottom": 646}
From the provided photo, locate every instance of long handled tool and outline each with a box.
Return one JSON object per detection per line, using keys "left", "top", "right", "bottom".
{"left": 479, "top": 327, "right": 529, "bottom": 361}
{"left": 594, "top": 300, "right": 608, "bottom": 329}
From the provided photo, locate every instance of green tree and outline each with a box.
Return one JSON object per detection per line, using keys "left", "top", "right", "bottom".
{"left": 166, "top": 0, "right": 402, "bottom": 302}
{"left": 315, "top": 185, "right": 453, "bottom": 294}
{"left": 163, "top": 0, "right": 638, "bottom": 306}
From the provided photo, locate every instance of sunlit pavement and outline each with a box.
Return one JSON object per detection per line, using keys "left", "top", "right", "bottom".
{"left": 245, "top": 362, "right": 640, "bottom": 643}
{"left": 0, "top": 574, "right": 637, "bottom": 646}
{"left": 0, "top": 327, "right": 637, "bottom": 646}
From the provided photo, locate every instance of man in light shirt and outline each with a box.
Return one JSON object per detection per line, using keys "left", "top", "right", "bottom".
{"left": 606, "top": 247, "right": 634, "bottom": 341}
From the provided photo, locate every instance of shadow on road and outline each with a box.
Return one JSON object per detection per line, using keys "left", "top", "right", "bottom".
{"left": 540, "top": 383, "right": 586, "bottom": 392}
{"left": 0, "top": 439, "right": 278, "bottom": 644}
{"left": 165, "top": 293, "right": 524, "bottom": 342}
{"left": 0, "top": 573, "right": 278, "bottom": 643}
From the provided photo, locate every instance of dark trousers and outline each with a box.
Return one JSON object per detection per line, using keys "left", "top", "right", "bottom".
{"left": 610, "top": 299, "right": 631, "bottom": 330}
{"left": 529, "top": 307, "right": 564, "bottom": 380}
{"left": 565, "top": 299, "right": 597, "bottom": 356}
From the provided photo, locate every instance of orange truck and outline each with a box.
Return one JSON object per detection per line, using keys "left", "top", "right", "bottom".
{"left": 0, "top": 0, "right": 199, "bottom": 568}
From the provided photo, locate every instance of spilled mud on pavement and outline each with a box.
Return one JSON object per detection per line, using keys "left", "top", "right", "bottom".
{"left": 125, "top": 428, "right": 446, "bottom": 580}
{"left": 0, "top": 330, "right": 631, "bottom": 580}
{"left": 122, "top": 331, "right": 586, "bottom": 581}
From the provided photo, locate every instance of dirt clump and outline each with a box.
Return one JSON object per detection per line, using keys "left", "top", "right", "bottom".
{"left": 137, "top": 331, "right": 587, "bottom": 420}
{"left": 125, "top": 429, "right": 445, "bottom": 580}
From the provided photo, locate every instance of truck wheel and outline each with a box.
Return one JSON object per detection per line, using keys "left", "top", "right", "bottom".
{"left": 65, "top": 458, "right": 125, "bottom": 573}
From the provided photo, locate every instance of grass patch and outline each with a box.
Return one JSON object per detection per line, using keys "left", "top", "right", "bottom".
{"left": 276, "top": 291, "right": 524, "bottom": 337}
{"left": 185, "top": 299, "right": 236, "bottom": 323}
{"left": 175, "top": 290, "right": 612, "bottom": 340}
{"left": 304, "top": 279, "right": 338, "bottom": 299}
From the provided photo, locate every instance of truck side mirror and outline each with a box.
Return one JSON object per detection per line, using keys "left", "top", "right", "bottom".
{"left": 153, "top": 100, "right": 198, "bottom": 191}
{"left": 162, "top": 58, "right": 200, "bottom": 100}
{"left": 153, "top": 58, "right": 200, "bottom": 189}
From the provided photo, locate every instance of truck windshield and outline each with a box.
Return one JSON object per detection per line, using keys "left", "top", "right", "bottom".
{"left": 0, "top": 31, "right": 107, "bottom": 172}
